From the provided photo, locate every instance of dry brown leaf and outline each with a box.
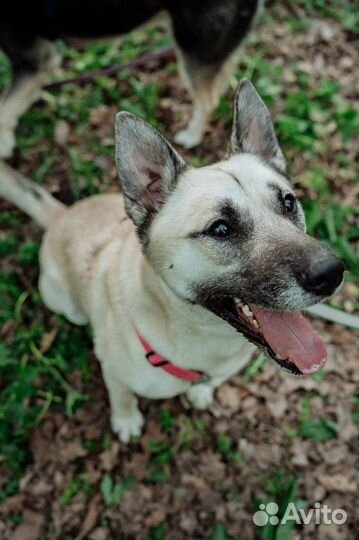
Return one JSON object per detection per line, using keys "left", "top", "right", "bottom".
{"left": 90, "top": 105, "right": 111, "bottom": 126}
{"left": 11, "top": 510, "right": 44, "bottom": 540}
{"left": 0, "top": 319, "right": 17, "bottom": 339}
{"left": 0, "top": 495, "right": 25, "bottom": 516}
{"left": 54, "top": 120, "right": 70, "bottom": 146}
{"left": 216, "top": 384, "right": 242, "bottom": 411}
{"left": 81, "top": 493, "right": 103, "bottom": 535}
{"left": 291, "top": 439, "right": 309, "bottom": 467}
{"left": 267, "top": 396, "right": 287, "bottom": 419}
{"left": 40, "top": 328, "right": 58, "bottom": 354}
{"left": 181, "top": 473, "right": 208, "bottom": 491}
{"left": 317, "top": 473, "right": 357, "bottom": 493}
{"left": 60, "top": 437, "right": 87, "bottom": 463}
{"left": 89, "top": 527, "right": 110, "bottom": 540}
{"left": 144, "top": 507, "right": 166, "bottom": 527}
{"left": 99, "top": 441, "right": 120, "bottom": 471}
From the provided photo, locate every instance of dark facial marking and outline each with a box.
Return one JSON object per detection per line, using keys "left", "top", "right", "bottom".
{"left": 190, "top": 199, "right": 254, "bottom": 244}
{"left": 214, "top": 200, "right": 254, "bottom": 242}
{"left": 267, "top": 181, "right": 302, "bottom": 222}
{"left": 190, "top": 227, "right": 337, "bottom": 313}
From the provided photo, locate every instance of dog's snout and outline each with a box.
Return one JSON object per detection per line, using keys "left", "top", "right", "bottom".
{"left": 298, "top": 256, "right": 345, "bottom": 296}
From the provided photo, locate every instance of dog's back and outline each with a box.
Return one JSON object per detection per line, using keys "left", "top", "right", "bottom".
{"left": 2, "top": 1, "right": 258, "bottom": 40}
{"left": 2, "top": 0, "right": 162, "bottom": 39}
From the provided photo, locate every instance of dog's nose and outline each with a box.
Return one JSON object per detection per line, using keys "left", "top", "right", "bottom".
{"left": 299, "top": 256, "right": 345, "bottom": 296}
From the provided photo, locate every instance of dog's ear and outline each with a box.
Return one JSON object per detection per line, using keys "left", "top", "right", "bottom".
{"left": 231, "top": 79, "right": 287, "bottom": 174}
{"left": 115, "top": 112, "right": 187, "bottom": 227}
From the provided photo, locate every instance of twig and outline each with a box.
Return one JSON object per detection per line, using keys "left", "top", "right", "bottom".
{"left": 44, "top": 47, "right": 174, "bottom": 90}
{"left": 306, "top": 304, "right": 359, "bottom": 329}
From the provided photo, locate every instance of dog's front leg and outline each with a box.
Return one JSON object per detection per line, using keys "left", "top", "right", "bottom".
{"left": 101, "top": 367, "right": 144, "bottom": 443}
{"left": 186, "top": 352, "right": 254, "bottom": 410}
{"left": 186, "top": 383, "right": 215, "bottom": 410}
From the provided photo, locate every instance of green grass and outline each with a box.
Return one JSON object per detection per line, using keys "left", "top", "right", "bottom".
{"left": 60, "top": 473, "right": 92, "bottom": 506}
{"left": 255, "top": 472, "right": 308, "bottom": 540}
{"left": 298, "top": 397, "right": 338, "bottom": 442}
{"left": 0, "top": 266, "right": 91, "bottom": 497}
{"left": 285, "top": 0, "right": 359, "bottom": 33}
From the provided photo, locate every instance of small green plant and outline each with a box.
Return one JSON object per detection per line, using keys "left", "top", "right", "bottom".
{"left": 298, "top": 398, "right": 338, "bottom": 442}
{"left": 60, "top": 474, "right": 91, "bottom": 506}
{"left": 208, "top": 523, "right": 237, "bottom": 540}
{"left": 160, "top": 409, "right": 176, "bottom": 433}
{"left": 242, "top": 354, "right": 267, "bottom": 383}
{"left": 178, "top": 416, "right": 207, "bottom": 448}
{"left": 217, "top": 434, "right": 245, "bottom": 467}
{"left": 147, "top": 439, "right": 174, "bottom": 483}
{"left": 299, "top": 418, "right": 338, "bottom": 441}
{"left": 150, "top": 523, "right": 167, "bottom": 540}
{"left": 303, "top": 199, "right": 358, "bottom": 281}
{"left": 100, "top": 473, "right": 136, "bottom": 506}
{"left": 217, "top": 433, "right": 232, "bottom": 455}
{"left": 255, "top": 473, "right": 307, "bottom": 540}
{"left": 0, "top": 233, "right": 18, "bottom": 256}
{"left": 17, "top": 242, "right": 40, "bottom": 265}
{"left": 351, "top": 397, "right": 359, "bottom": 424}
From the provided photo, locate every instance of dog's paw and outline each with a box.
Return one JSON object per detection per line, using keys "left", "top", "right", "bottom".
{"left": 186, "top": 384, "right": 214, "bottom": 410}
{"left": 174, "top": 128, "right": 203, "bottom": 149}
{"left": 111, "top": 409, "right": 144, "bottom": 443}
{"left": 0, "top": 126, "right": 15, "bottom": 158}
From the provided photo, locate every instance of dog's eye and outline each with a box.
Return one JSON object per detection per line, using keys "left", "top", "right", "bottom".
{"left": 283, "top": 193, "right": 296, "bottom": 213}
{"left": 208, "top": 220, "right": 234, "bottom": 238}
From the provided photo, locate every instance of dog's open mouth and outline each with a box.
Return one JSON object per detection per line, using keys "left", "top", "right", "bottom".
{"left": 206, "top": 298, "right": 327, "bottom": 375}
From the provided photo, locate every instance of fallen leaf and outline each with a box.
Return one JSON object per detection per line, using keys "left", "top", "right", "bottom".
{"left": 144, "top": 506, "right": 166, "bottom": 527}
{"left": 81, "top": 493, "right": 103, "bottom": 535}
{"left": 54, "top": 120, "right": 70, "bottom": 146}
{"left": 317, "top": 474, "right": 356, "bottom": 493}
{"left": 11, "top": 510, "right": 44, "bottom": 540}
{"left": 216, "top": 384, "right": 242, "bottom": 411}
{"left": 40, "top": 328, "right": 58, "bottom": 354}
{"left": 99, "top": 441, "right": 120, "bottom": 471}
{"left": 267, "top": 396, "right": 287, "bottom": 419}
{"left": 89, "top": 527, "right": 109, "bottom": 540}
{"left": 0, "top": 495, "right": 24, "bottom": 516}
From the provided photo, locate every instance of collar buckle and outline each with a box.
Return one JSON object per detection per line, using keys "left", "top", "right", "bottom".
{"left": 191, "top": 373, "right": 210, "bottom": 385}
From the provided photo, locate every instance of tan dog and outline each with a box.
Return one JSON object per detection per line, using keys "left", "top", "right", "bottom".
{"left": 0, "top": 80, "right": 344, "bottom": 442}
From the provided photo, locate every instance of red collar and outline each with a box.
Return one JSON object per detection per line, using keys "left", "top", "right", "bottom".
{"left": 136, "top": 329, "right": 208, "bottom": 384}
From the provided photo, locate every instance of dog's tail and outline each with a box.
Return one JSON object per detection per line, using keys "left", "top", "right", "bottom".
{"left": 0, "top": 161, "right": 65, "bottom": 228}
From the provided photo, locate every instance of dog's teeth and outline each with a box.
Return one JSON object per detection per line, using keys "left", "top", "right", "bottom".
{"left": 235, "top": 300, "right": 261, "bottom": 331}
{"left": 242, "top": 305, "right": 253, "bottom": 318}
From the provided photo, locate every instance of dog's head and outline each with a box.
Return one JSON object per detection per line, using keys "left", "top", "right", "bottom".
{"left": 115, "top": 79, "right": 345, "bottom": 376}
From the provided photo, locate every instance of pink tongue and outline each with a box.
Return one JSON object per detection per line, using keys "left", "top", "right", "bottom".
{"left": 249, "top": 305, "right": 327, "bottom": 374}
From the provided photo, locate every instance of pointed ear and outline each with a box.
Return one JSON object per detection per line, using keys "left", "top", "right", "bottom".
{"left": 115, "top": 112, "right": 187, "bottom": 227}
{"left": 231, "top": 79, "right": 287, "bottom": 174}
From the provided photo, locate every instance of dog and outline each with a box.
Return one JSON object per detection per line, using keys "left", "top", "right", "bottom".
{"left": 0, "top": 0, "right": 261, "bottom": 157}
{"left": 0, "top": 79, "right": 345, "bottom": 442}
